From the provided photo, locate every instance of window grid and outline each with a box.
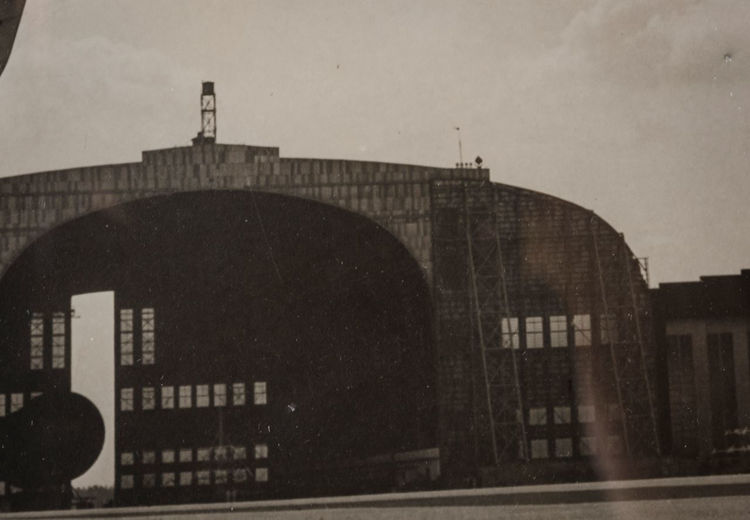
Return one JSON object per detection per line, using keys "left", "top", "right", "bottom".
{"left": 213, "top": 384, "right": 227, "bottom": 407}
{"left": 161, "top": 472, "right": 175, "bottom": 487}
{"left": 554, "top": 406, "right": 571, "bottom": 424}
{"left": 120, "top": 332, "right": 134, "bottom": 366}
{"left": 162, "top": 449, "right": 175, "bottom": 464}
{"left": 120, "top": 309, "right": 133, "bottom": 366}
{"left": 197, "top": 448, "right": 211, "bottom": 462}
{"left": 142, "top": 451, "right": 156, "bottom": 464}
{"left": 179, "top": 449, "right": 193, "bottom": 463}
{"left": 197, "top": 470, "right": 210, "bottom": 485}
{"left": 232, "top": 446, "right": 247, "bottom": 460}
{"left": 10, "top": 393, "right": 23, "bottom": 413}
{"left": 142, "top": 387, "right": 155, "bottom": 410}
{"left": 255, "top": 468, "right": 269, "bottom": 482}
{"left": 196, "top": 384, "right": 210, "bottom": 408}
{"left": 120, "top": 388, "right": 133, "bottom": 411}
{"left": 179, "top": 385, "right": 192, "bottom": 408}
{"left": 121, "top": 475, "right": 134, "bottom": 489}
{"left": 528, "top": 407, "right": 547, "bottom": 426}
{"left": 121, "top": 452, "right": 134, "bottom": 466}
{"left": 573, "top": 314, "right": 591, "bottom": 347}
{"left": 51, "top": 312, "right": 66, "bottom": 368}
{"left": 525, "top": 317, "right": 544, "bottom": 349}
{"left": 550, "top": 315, "right": 568, "bottom": 348}
{"left": 254, "top": 382, "right": 268, "bottom": 405}
{"left": 501, "top": 317, "right": 520, "bottom": 349}
{"left": 30, "top": 313, "right": 44, "bottom": 370}
{"left": 555, "top": 438, "right": 573, "bottom": 458}
{"left": 143, "top": 474, "right": 156, "bottom": 488}
{"left": 215, "top": 469, "right": 228, "bottom": 485}
{"left": 232, "top": 383, "right": 246, "bottom": 406}
{"left": 0, "top": 395, "right": 5, "bottom": 417}
{"left": 161, "top": 386, "right": 175, "bottom": 409}
{"left": 179, "top": 471, "right": 192, "bottom": 486}
{"left": 233, "top": 469, "right": 248, "bottom": 483}
{"left": 254, "top": 443, "right": 268, "bottom": 459}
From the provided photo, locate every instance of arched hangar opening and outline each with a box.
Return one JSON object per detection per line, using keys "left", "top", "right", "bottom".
{"left": 0, "top": 190, "right": 436, "bottom": 498}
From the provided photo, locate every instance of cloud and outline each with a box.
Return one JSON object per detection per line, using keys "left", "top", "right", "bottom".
{"left": 558, "top": 0, "right": 750, "bottom": 85}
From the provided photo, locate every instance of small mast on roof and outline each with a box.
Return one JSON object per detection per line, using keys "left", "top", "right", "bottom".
{"left": 192, "top": 81, "right": 216, "bottom": 145}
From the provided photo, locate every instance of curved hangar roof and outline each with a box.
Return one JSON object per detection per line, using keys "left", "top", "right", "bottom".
{"left": 0, "top": 0, "right": 25, "bottom": 78}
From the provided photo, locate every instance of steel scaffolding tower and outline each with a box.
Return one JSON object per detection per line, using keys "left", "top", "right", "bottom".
{"left": 591, "top": 220, "right": 660, "bottom": 457}
{"left": 463, "top": 184, "right": 528, "bottom": 464}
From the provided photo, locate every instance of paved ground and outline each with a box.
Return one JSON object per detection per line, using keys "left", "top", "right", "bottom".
{"left": 4, "top": 474, "right": 750, "bottom": 519}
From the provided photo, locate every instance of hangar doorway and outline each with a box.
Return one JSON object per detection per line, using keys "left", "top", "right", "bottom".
{"left": 70, "top": 291, "right": 115, "bottom": 489}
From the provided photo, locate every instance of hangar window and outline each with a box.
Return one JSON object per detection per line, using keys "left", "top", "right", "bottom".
{"left": 215, "top": 469, "right": 227, "bottom": 485}
{"left": 213, "top": 383, "right": 227, "bottom": 407}
{"left": 233, "top": 469, "right": 248, "bottom": 483}
{"left": 580, "top": 436, "right": 596, "bottom": 456}
{"left": 555, "top": 438, "right": 573, "bottom": 458}
{"left": 161, "top": 472, "right": 175, "bottom": 487}
{"left": 502, "top": 317, "right": 519, "bottom": 349}
{"left": 179, "top": 449, "right": 192, "bottom": 463}
{"left": 120, "top": 475, "right": 134, "bottom": 489}
{"left": 197, "top": 448, "right": 211, "bottom": 462}
{"left": 0, "top": 395, "right": 5, "bottom": 417}
{"left": 528, "top": 407, "right": 547, "bottom": 425}
{"left": 120, "top": 388, "right": 133, "bottom": 411}
{"left": 215, "top": 446, "right": 228, "bottom": 461}
{"left": 232, "top": 446, "right": 246, "bottom": 460}
{"left": 30, "top": 313, "right": 44, "bottom": 370}
{"left": 10, "top": 393, "right": 23, "bottom": 413}
{"left": 51, "top": 312, "right": 66, "bottom": 368}
{"left": 577, "top": 405, "right": 595, "bottom": 423}
{"left": 120, "top": 309, "right": 133, "bottom": 332}
{"left": 573, "top": 314, "right": 591, "bottom": 347}
{"left": 120, "top": 452, "right": 134, "bottom": 466}
{"left": 554, "top": 406, "right": 571, "bottom": 424}
{"left": 254, "top": 382, "right": 268, "bottom": 405}
{"left": 142, "top": 451, "right": 156, "bottom": 464}
{"left": 120, "top": 309, "right": 133, "bottom": 366}
{"left": 179, "top": 471, "right": 192, "bottom": 486}
{"left": 254, "top": 443, "right": 268, "bottom": 459}
{"left": 142, "top": 387, "right": 155, "bottom": 410}
{"left": 179, "top": 385, "right": 192, "bottom": 408}
{"left": 550, "top": 315, "right": 568, "bottom": 348}
{"left": 143, "top": 474, "right": 156, "bottom": 488}
{"left": 120, "top": 332, "right": 133, "bottom": 366}
{"left": 161, "top": 386, "right": 174, "bottom": 409}
{"left": 162, "top": 450, "right": 175, "bottom": 464}
{"left": 255, "top": 468, "right": 269, "bottom": 482}
{"left": 525, "top": 317, "right": 544, "bottom": 349}
{"left": 530, "top": 439, "right": 548, "bottom": 459}
{"left": 197, "top": 470, "right": 210, "bottom": 485}
{"left": 232, "top": 383, "right": 246, "bottom": 406}
{"left": 196, "top": 384, "right": 210, "bottom": 407}
{"left": 142, "top": 332, "right": 155, "bottom": 365}
{"left": 0, "top": 482, "right": 5, "bottom": 495}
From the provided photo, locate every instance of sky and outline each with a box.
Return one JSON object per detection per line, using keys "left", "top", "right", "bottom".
{"left": 1, "top": 0, "right": 749, "bottom": 487}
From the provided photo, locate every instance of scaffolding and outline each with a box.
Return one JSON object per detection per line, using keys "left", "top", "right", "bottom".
{"left": 591, "top": 220, "right": 660, "bottom": 457}
{"left": 463, "top": 184, "right": 528, "bottom": 464}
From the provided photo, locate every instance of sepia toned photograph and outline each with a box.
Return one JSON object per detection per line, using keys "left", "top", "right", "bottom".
{"left": 0, "top": 1, "right": 749, "bottom": 518}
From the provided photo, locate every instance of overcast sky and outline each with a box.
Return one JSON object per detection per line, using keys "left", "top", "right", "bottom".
{"left": 1, "top": 0, "right": 748, "bottom": 490}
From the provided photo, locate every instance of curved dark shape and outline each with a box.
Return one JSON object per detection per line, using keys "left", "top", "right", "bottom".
{"left": 0, "top": 0, "right": 25, "bottom": 77}
{"left": 0, "top": 191, "right": 436, "bottom": 490}
{"left": 0, "top": 392, "right": 105, "bottom": 488}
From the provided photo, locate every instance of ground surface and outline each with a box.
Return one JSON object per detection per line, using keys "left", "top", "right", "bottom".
{"left": 4, "top": 474, "right": 750, "bottom": 519}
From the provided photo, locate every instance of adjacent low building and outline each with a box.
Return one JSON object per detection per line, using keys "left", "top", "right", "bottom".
{"left": 653, "top": 270, "right": 750, "bottom": 458}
